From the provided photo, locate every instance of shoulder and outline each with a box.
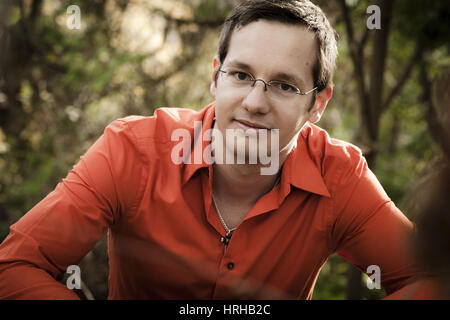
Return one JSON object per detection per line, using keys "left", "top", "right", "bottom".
{"left": 300, "top": 122, "right": 366, "bottom": 186}
{"left": 106, "top": 105, "right": 212, "bottom": 143}
{"left": 101, "top": 104, "right": 214, "bottom": 163}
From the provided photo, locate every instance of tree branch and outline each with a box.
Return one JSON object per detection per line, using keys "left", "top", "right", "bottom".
{"left": 383, "top": 44, "right": 424, "bottom": 111}
{"left": 419, "top": 62, "right": 450, "bottom": 161}
{"left": 338, "top": 0, "right": 371, "bottom": 143}
{"left": 358, "top": 27, "right": 370, "bottom": 57}
{"left": 338, "top": 0, "right": 356, "bottom": 52}
{"left": 368, "top": 0, "right": 394, "bottom": 139}
{"left": 29, "top": 0, "right": 43, "bottom": 23}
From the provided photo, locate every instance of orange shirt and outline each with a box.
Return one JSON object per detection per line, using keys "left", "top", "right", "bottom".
{"left": 0, "top": 102, "right": 434, "bottom": 299}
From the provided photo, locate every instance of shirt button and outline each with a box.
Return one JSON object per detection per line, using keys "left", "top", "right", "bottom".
{"left": 227, "top": 262, "right": 234, "bottom": 270}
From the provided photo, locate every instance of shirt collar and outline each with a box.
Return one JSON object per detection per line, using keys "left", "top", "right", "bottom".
{"left": 283, "top": 122, "right": 331, "bottom": 198}
{"left": 182, "top": 103, "right": 216, "bottom": 185}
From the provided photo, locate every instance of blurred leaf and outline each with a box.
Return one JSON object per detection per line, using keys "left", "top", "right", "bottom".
{"left": 23, "top": 156, "right": 55, "bottom": 197}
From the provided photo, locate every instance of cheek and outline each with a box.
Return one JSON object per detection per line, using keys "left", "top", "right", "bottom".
{"left": 214, "top": 100, "right": 233, "bottom": 131}
{"left": 215, "top": 91, "right": 240, "bottom": 117}
{"left": 278, "top": 107, "right": 309, "bottom": 140}
{"left": 284, "top": 105, "right": 307, "bottom": 126}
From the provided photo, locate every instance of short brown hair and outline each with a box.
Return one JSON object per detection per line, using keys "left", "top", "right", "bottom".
{"left": 217, "top": 0, "right": 338, "bottom": 91}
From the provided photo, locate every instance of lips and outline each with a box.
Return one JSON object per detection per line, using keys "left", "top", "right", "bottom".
{"left": 234, "top": 119, "right": 270, "bottom": 130}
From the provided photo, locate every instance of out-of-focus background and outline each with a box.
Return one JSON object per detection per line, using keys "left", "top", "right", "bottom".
{"left": 0, "top": 0, "right": 449, "bottom": 300}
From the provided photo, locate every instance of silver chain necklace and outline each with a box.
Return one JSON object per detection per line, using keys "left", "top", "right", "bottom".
{"left": 211, "top": 191, "right": 236, "bottom": 236}
{"left": 211, "top": 175, "right": 281, "bottom": 238}
{"left": 211, "top": 191, "right": 236, "bottom": 252}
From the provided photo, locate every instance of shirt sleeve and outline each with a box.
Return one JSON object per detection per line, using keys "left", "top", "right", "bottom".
{"left": 0, "top": 119, "right": 145, "bottom": 299}
{"left": 328, "top": 146, "right": 436, "bottom": 298}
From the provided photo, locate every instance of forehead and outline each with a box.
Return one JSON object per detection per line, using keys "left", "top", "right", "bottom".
{"left": 224, "top": 20, "right": 318, "bottom": 83}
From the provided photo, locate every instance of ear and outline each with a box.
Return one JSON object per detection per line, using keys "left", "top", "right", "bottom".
{"left": 210, "top": 56, "right": 220, "bottom": 98}
{"left": 308, "top": 86, "right": 333, "bottom": 123}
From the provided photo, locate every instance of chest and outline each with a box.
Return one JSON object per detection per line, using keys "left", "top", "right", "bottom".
{"left": 115, "top": 181, "right": 330, "bottom": 298}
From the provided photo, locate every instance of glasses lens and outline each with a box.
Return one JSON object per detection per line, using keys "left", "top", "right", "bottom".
{"left": 268, "top": 81, "right": 298, "bottom": 100}
{"left": 220, "top": 70, "right": 254, "bottom": 91}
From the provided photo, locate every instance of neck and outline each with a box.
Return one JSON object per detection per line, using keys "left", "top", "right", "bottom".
{"left": 212, "top": 164, "right": 272, "bottom": 204}
{"left": 212, "top": 147, "right": 292, "bottom": 204}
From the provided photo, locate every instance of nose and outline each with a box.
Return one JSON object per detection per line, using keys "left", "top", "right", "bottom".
{"left": 242, "top": 80, "right": 271, "bottom": 114}
{"left": 251, "top": 79, "right": 269, "bottom": 91}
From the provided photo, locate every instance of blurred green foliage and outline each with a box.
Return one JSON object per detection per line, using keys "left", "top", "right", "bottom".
{"left": 0, "top": 0, "right": 448, "bottom": 300}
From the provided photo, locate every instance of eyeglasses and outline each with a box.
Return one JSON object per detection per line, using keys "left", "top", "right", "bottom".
{"left": 217, "top": 68, "right": 317, "bottom": 101}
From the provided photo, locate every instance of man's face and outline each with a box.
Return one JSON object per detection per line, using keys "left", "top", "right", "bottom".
{"left": 211, "top": 20, "right": 331, "bottom": 164}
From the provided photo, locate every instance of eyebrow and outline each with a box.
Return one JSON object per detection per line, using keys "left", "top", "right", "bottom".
{"left": 224, "top": 59, "right": 306, "bottom": 88}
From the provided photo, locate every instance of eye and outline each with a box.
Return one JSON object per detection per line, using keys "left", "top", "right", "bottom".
{"left": 231, "top": 71, "right": 252, "bottom": 81}
{"left": 272, "top": 81, "right": 298, "bottom": 93}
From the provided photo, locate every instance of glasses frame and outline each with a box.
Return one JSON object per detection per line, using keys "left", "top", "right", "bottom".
{"left": 218, "top": 68, "right": 317, "bottom": 96}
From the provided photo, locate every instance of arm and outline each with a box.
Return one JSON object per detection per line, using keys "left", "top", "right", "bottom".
{"left": 328, "top": 148, "right": 439, "bottom": 299}
{"left": 0, "top": 119, "right": 145, "bottom": 299}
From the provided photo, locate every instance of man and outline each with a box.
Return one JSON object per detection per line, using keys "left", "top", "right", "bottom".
{"left": 0, "top": 0, "right": 437, "bottom": 299}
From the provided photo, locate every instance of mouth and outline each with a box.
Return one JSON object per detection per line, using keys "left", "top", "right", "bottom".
{"left": 234, "top": 119, "right": 270, "bottom": 130}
